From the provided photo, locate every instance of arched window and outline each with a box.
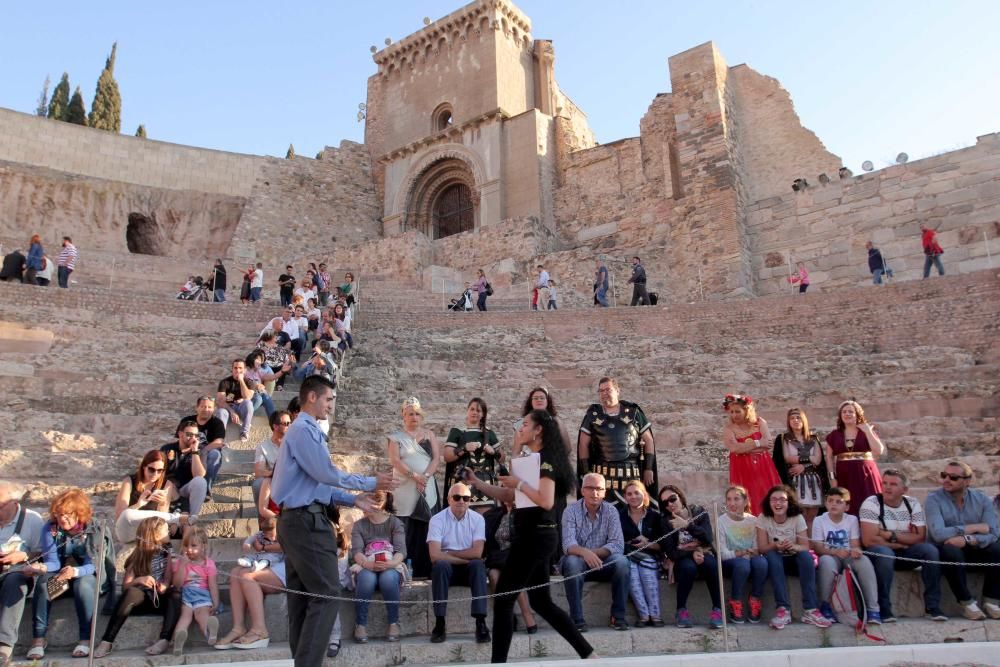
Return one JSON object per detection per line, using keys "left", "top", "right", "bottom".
{"left": 433, "top": 183, "right": 474, "bottom": 238}
{"left": 432, "top": 103, "right": 454, "bottom": 132}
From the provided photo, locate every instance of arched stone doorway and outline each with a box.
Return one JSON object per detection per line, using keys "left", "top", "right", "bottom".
{"left": 405, "top": 157, "right": 478, "bottom": 239}
{"left": 126, "top": 213, "right": 166, "bottom": 255}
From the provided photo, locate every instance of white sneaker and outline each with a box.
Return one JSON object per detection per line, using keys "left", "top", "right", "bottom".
{"left": 983, "top": 601, "right": 1000, "bottom": 620}
{"left": 237, "top": 557, "right": 253, "bottom": 569}
{"left": 963, "top": 601, "right": 986, "bottom": 620}
{"left": 253, "top": 560, "right": 271, "bottom": 572}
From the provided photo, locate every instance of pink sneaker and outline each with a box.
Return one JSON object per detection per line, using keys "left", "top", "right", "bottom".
{"left": 801, "top": 608, "right": 833, "bottom": 628}
{"left": 769, "top": 607, "right": 791, "bottom": 630}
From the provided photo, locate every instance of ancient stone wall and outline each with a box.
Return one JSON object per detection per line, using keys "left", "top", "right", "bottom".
{"left": 0, "top": 107, "right": 262, "bottom": 196}
{"left": 749, "top": 132, "right": 1000, "bottom": 295}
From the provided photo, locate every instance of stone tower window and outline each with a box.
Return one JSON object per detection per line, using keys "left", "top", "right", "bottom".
{"left": 433, "top": 183, "right": 474, "bottom": 238}
{"left": 433, "top": 104, "right": 454, "bottom": 132}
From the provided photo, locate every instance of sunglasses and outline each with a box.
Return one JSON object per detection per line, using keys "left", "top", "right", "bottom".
{"left": 276, "top": 421, "right": 292, "bottom": 427}
{"left": 451, "top": 495, "right": 472, "bottom": 503}
{"left": 661, "top": 495, "right": 679, "bottom": 504}
{"left": 146, "top": 465, "right": 165, "bottom": 474}
{"left": 940, "top": 472, "right": 971, "bottom": 481}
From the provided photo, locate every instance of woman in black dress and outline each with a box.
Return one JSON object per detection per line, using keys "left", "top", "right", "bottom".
{"left": 466, "top": 409, "right": 595, "bottom": 663}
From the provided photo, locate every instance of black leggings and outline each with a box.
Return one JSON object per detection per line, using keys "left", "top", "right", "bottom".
{"left": 491, "top": 525, "right": 592, "bottom": 663}
{"left": 101, "top": 586, "right": 180, "bottom": 643}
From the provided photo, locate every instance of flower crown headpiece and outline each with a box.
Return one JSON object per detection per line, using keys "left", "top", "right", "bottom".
{"left": 722, "top": 394, "right": 752, "bottom": 410}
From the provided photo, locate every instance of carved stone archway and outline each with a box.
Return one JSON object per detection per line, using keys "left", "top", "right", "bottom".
{"left": 404, "top": 157, "right": 479, "bottom": 239}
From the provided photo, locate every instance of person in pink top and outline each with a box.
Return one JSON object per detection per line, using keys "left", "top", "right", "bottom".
{"left": 921, "top": 226, "right": 945, "bottom": 278}
{"left": 787, "top": 261, "right": 810, "bottom": 293}
{"left": 171, "top": 527, "right": 220, "bottom": 655}
{"left": 472, "top": 268, "right": 490, "bottom": 311}
{"left": 722, "top": 394, "right": 782, "bottom": 514}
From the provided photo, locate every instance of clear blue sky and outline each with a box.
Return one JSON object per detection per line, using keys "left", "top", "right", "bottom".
{"left": 2, "top": 1, "right": 998, "bottom": 171}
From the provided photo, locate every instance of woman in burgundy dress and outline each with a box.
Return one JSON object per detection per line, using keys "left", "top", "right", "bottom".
{"left": 824, "top": 400, "right": 886, "bottom": 515}
{"left": 722, "top": 394, "right": 781, "bottom": 514}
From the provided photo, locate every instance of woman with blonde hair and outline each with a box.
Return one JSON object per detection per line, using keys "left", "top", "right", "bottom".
{"left": 386, "top": 397, "right": 441, "bottom": 578}
{"left": 722, "top": 394, "right": 781, "bottom": 514}
{"left": 824, "top": 400, "right": 885, "bottom": 515}
{"left": 619, "top": 479, "right": 663, "bottom": 626}
{"left": 773, "top": 407, "right": 830, "bottom": 531}
{"left": 718, "top": 485, "right": 766, "bottom": 624}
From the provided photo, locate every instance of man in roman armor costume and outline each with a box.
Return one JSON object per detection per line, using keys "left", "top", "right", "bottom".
{"left": 578, "top": 376, "right": 658, "bottom": 506}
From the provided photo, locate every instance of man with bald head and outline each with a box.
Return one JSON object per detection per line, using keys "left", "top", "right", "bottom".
{"left": 427, "top": 482, "right": 489, "bottom": 644}
{"left": 0, "top": 481, "right": 45, "bottom": 666}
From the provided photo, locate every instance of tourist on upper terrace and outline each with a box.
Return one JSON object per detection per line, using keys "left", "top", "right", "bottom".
{"left": 212, "top": 259, "right": 227, "bottom": 302}
{"left": 823, "top": 400, "right": 885, "bottom": 515}
{"left": 0, "top": 481, "right": 44, "bottom": 667}
{"left": 244, "top": 350, "right": 277, "bottom": 418}
{"left": 866, "top": 241, "right": 894, "bottom": 285}
{"left": 443, "top": 397, "right": 502, "bottom": 511}
{"left": 113, "top": 449, "right": 188, "bottom": 543}
{"left": 472, "top": 268, "right": 490, "bottom": 311}
{"left": 239, "top": 265, "right": 252, "bottom": 304}
{"left": 216, "top": 515, "right": 285, "bottom": 651}
{"left": 466, "top": 408, "right": 595, "bottom": 662}
{"left": 350, "top": 491, "right": 406, "bottom": 644}
{"left": 256, "top": 331, "right": 293, "bottom": 391}
{"left": 578, "top": 376, "right": 657, "bottom": 506}
{"left": 215, "top": 359, "right": 257, "bottom": 443}
{"left": 425, "top": 483, "right": 489, "bottom": 645}
{"left": 619, "top": 479, "right": 664, "bottom": 627}
{"left": 177, "top": 396, "right": 226, "bottom": 499}
{"left": 561, "top": 472, "right": 630, "bottom": 631}
{"left": 0, "top": 248, "right": 25, "bottom": 283}
{"left": 270, "top": 375, "right": 395, "bottom": 667}
{"left": 340, "top": 272, "right": 356, "bottom": 307}
{"left": 547, "top": 280, "right": 559, "bottom": 309}
{"left": 859, "top": 469, "right": 947, "bottom": 622}
{"left": 162, "top": 420, "right": 209, "bottom": 518}
{"left": 627, "top": 256, "right": 649, "bottom": 306}
{"left": 594, "top": 258, "right": 609, "bottom": 307}
{"left": 253, "top": 411, "right": 291, "bottom": 509}
{"left": 661, "top": 484, "right": 722, "bottom": 629}
{"left": 787, "top": 261, "right": 810, "bottom": 293}
{"left": 30, "top": 489, "right": 108, "bottom": 660}
{"left": 317, "top": 263, "right": 332, "bottom": 306}
{"left": 56, "top": 236, "right": 77, "bottom": 288}
{"left": 94, "top": 516, "right": 180, "bottom": 659}
{"left": 722, "top": 394, "right": 781, "bottom": 515}
{"left": 755, "top": 485, "right": 831, "bottom": 630}
{"left": 34, "top": 253, "right": 53, "bottom": 287}
{"left": 811, "top": 487, "right": 881, "bottom": 625}
{"left": 278, "top": 265, "right": 296, "bottom": 307}
{"left": 772, "top": 407, "right": 830, "bottom": 533}
{"left": 386, "top": 397, "right": 441, "bottom": 579}
{"left": 924, "top": 460, "right": 1000, "bottom": 621}
{"left": 921, "top": 225, "right": 946, "bottom": 278}
{"left": 718, "top": 485, "right": 766, "bottom": 625}
{"left": 24, "top": 235, "right": 43, "bottom": 285}
{"left": 483, "top": 500, "right": 538, "bottom": 635}
{"left": 250, "top": 262, "right": 264, "bottom": 302}
{"left": 532, "top": 264, "right": 550, "bottom": 310}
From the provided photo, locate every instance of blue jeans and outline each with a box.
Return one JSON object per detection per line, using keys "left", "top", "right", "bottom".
{"left": 674, "top": 554, "right": 722, "bottom": 609}
{"left": 723, "top": 555, "right": 768, "bottom": 600}
{"left": 214, "top": 288, "right": 226, "bottom": 302}
{"left": 764, "top": 549, "right": 819, "bottom": 610}
{"left": 431, "top": 559, "right": 487, "bottom": 618}
{"left": 250, "top": 286, "right": 262, "bottom": 301}
{"left": 57, "top": 266, "right": 71, "bottom": 288}
{"left": 354, "top": 568, "right": 401, "bottom": 625}
{"left": 872, "top": 268, "right": 893, "bottom": 284}
{"left": 561, "top": 553, "right": 630, "bottom": 623}
{"left": 922, "top": 254, "right": 944, "bottom": 278}
{"left": 868, "top": 543, "right": 941, "bottom": 615}
{"left": 476, "top": 292, "right": 487, "bottom": 311}
{"left": 32, "top": 573, "right": 97, "bottom": 641}
{"left": 216, "top": 402, "right": 253, "bottom": 438}
{"left": 251, "top": 391, "right": 276, "bottom": 418}
{"left": 595, "top": 284, "right": 608, "bottom": 307}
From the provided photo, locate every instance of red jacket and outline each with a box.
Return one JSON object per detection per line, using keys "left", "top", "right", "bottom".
{"left": 922, "top": 228, "right": 944, "bottom": 255}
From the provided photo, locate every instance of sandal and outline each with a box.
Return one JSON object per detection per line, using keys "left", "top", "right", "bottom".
{"left": 145, "top": 639, "right": 169, "bottom": 656}
{"left": 215, "top": 628, "right": 247, "bottom": 650}
{"left": 94, "top": 641, "right": 114, "bottom": 659}
{"left": 233, "top": 629, "right": 269, "bottom": 650}
{"left": 72, "top": 643, "right": 90, "bottom": 658}
{"left": 387, "top": 623, "right": 400, "bottom": 642}
{"left": 26, "top": 642, "right": 46, "bottom": 660}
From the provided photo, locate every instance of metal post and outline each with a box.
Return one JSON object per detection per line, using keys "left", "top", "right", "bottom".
{"left": 108, "top": 258, "right": 115, "bottom": 290}
{"left": 985, "top": 228, "right": 993, "bottom": 268}
{"left": 610, "top": 271, "right": 617, "bottom": 308}
{"left": 87, "top": 521, "right": 107, "bottom": 667}
{"left": 786, "top": 252, "right": 794, "bottom": 293}
{"left": 698, "top": 265, "right": 705, "bottom": 301}
{"left": 712, "top": 501, "right": 730, "bottom": 652}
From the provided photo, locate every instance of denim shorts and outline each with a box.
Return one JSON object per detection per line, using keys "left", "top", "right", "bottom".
{"left": 182, "top": 586, "right": 213, "bottom": 609}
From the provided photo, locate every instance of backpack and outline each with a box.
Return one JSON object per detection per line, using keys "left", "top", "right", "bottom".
{"left": 831, "top": 564, "right": 883, "bottom": 641}
{"left": 484, "top": 282, "right": 494, "bottom": 296}
{"left": 876, "top": 493, "right": 913, "bottom": 529}
{"left": 40, "top": 257, "right": 48, "bottom": 271}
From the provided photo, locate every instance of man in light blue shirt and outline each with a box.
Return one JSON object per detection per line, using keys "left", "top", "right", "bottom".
{"left": 924, "top": 460, "right": 1000, "bottom": 621}
{"left": 271, "top": 375, "right": 395, "bottom": 666}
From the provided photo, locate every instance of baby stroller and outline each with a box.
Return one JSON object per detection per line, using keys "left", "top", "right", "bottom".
{"left": 177, "top": 276, "right": 211, "bottom": 302}
{"left": 447, "top": 289, "right": 473, "bottom": 312}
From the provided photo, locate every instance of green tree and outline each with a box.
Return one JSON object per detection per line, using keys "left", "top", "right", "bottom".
{"left": 66, "top": 87, "right": 88, "bottom": 125}
{"left": 88, "top": 42, "right": 121, "bottom": 132}
{"left": 35, "top": 75, "right": 51, "bottom": 116}
{"left": 286, "top": 144, "right": 295, "bottom": 159}
{"left": 48, "top": 72, "right": 70, "bottom": 120}
{"left": 135, "top": 124, "right": 147, "bottom": 138}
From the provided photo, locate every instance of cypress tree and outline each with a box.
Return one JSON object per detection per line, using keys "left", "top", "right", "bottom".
{"left": 66, "top": 87, "right": 88, "bottom": 125}
{"left": 89, "top": 42, "right": 122, "bottom": 132}
{"left": 36, "top": 75, "right": 51, "bottom": 116}
{"left": 135, "top": 124, "right": 147, "bottom": 138}
{"left": 48, "top": 73, "right": 70, "bottom": 120}
{"left": 286, "top": 144, "right": 296, "bottom": 159}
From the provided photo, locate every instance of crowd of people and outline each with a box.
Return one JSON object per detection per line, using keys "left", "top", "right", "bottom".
{"left": 0, "top": 235, "right": 78, "bottom": 287}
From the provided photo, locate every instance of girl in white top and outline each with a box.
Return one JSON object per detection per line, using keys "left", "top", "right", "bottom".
{"left": 718, "top": 486, "right": 766, "bottom": 624}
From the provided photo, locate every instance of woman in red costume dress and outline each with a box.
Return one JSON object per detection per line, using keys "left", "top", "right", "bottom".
{"left": 824, "top": 400, "right": 885, "bottom": 515}
{"left": 722, "top": 395, "right": 781, "bottom": 514}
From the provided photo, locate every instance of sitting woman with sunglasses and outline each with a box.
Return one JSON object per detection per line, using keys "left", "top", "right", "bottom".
{"left": 660, "top": 484, "right": 723, "bottom": 629}
{"left": 114, "top": 450, "right": 189, "bottom": 543}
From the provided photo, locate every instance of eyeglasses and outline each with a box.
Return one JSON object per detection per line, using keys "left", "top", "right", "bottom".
{"left": 940, "top": 472, "right": 971, "bottom": 481}
{"left": 146, "top": 466, "right": 165, "bottom": 474}
{"left": 662, "top": 495, "right": 679, "bottom": 504}
{"left": 182, "top": 432, "right": 199, "bottom": 438}
{"left": 582, "top": 486, "right": 606, "bottom": 492}
{"left": 451, "top": 495, "right": 472, "bottom": 503}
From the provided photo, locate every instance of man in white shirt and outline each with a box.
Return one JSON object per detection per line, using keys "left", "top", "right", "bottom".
{"left": 427, "top": 483, "right": 489, "bottom": 644}
{"left": 250, "top": 262, "right": 264, "bottom": 303}
{"left": 860, "top": 469, "right": 945, "bottom": 621}
{"left": 280, "top": 307, "right": 304, "bottom": 360}
{"left": 0, "top": 481, "right": 45, "bottom": 665}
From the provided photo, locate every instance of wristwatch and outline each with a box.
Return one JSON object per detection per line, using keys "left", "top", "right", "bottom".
{"left": 964, "top": 534, "right": 975, "bottom": 546}
{"left": 888, "top": 531, "right": 898, "bottom": 544}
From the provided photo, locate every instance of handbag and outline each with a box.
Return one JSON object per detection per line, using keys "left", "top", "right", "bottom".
{"left": 411, "top": 493, "right": 433, "bottom": 523}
